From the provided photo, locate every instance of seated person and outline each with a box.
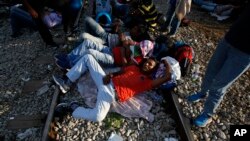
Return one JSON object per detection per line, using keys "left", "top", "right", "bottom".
{"left": 112, "top": 40, "right": 154, "bottom": 66}
{"left": 53, "top": 55, "right": 171, "bottom": 122}
{"left": 54, "top": 38, "right": 154, "bottom": 70}
{"left": 10, "top": 4, "right": 62, "bottom": 38}
{"left": 193, "top": 0, "right": 234, "bottom": 16}
{"left": 10, "top": 4, "right": 37, "bottom": 38}
{"left": 81, "top": 16, "right": 150, "bottom": 48}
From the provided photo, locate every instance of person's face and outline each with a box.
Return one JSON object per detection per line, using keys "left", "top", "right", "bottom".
{"left": 129, "top": 26, "right": 139, "bottom": 37}
{"left": 142, "top": 59, "right": 156, "bottom": 72}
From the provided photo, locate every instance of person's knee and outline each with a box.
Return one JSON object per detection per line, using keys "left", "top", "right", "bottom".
{"left": 85, "top": 16, "right": 94, "bottom": 23}
{"left": 94, "top": 113, "right": 107, "bottom": 122}
{"left": 86, "top": 49, "right": 95, "bottom": 55}
{"left": 83, "top": 54, "right": 94, "bottom": 60}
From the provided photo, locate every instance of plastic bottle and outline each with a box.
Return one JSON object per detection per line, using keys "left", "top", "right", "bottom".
{"left": 192, "top": 64, "right": 200, "bottom": 81}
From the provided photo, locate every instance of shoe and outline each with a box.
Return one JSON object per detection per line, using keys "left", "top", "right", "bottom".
{"left": 54, "top": 54, "right": 68, "bottom": 62}
{"left": 69, "top": 101, "right": 80, "bottom": 111}
{"left": 193, "top": 113, "right": 212, "bottom": 127}
{"left": 52, "top": 75, "right": 71, "bottom": 93}
{"left": 55, "top": 59, "right": 71, "bottom": 71}
{"left": 187, "top": 92, "right": 206, "bottom": 102}
{"left": 54, "top": 103, "right": 71, "bottom": 121}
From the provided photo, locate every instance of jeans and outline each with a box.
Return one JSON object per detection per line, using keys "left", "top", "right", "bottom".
{"left": 83, "top": 16, "right": 109, "bottom": 43}
{"left": 193, "top": 0, "right": 217, "bottom": 12}
{"left": 164, "top": 2, "right": 181, "bottom": 36}
{"left": 67, "top": 39, "right": 115, "bottom": 67}
{"left": 67, "top": 54, "right": 115, "bottom": 122}
{"left": 82, "top": 16, "right": 121, "bottom": 48}
{"left": 112, "top": 1, "right": 130, "bottom": 21}
{"left": 200, "top": 38, "right": 250, "bottom": 116}
{"left": 10, "top": 5, "right": 37, "bottom": 34}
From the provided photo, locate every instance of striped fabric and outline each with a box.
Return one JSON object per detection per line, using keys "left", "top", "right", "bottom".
{"left": 138, "top": 0, "right": 159, "bottom": 32}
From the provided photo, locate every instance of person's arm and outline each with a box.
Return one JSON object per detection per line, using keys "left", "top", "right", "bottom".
{"left": 112, "top": 18, "right": 123, "bottom": 33}
{"left": 22, "top": 0, "right": 38, "bottom": 18}
{"left": 152, "top": 60, "right": 172, "bottom": 88}
{"left": 103, "top": 69, "right": 125, "bottom": 85}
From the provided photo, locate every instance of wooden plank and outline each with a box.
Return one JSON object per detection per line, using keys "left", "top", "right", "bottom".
{"left": 6, "top": 114, "right": 46, "bottom": 129}
{"left": 163, "top": 91, "right": 195, "bottom": 141}
{"left": 42, "top": 87, "right": 60, "bottom": 141}
{"left": 21, "top": 80, "right": 44, "bottom": 95}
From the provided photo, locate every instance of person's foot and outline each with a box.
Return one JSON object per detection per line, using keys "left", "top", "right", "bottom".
{"left": 54, "top": 103, "right": 71, "bottom": 121}
{"left": 54, "top": 54, "right": 68, "bottom": 62}
{"left": 55, "top": 59, "right": 71, "bottom": 71}
{"left": 69, "top": 101, "right": 80, "bottom": 112}
{"left": 193, "top": 113, "right": 212, "bottom": 127}
{"left": 52, "top": 75, "right": 71, "bottom": 93}
{"left": 187, "top": 92, "right": 206, "bottom": 102}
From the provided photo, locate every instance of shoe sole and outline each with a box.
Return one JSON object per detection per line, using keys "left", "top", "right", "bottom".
{"left": 188, "top": 98, "right": 203, "bottom": 103}
{"left": 52, "top": 76, "right": 68, "bottom": 94}
{"left": 187, "top": 94, "right": 206, "bottom": 103}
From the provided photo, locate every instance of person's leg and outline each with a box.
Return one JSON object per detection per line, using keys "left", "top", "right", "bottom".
{"left": 203, "top": 44, "right": 250, "bottom": 116}
{"left": 201, "top": 5, "right": 217, "bottom": 12}
{"left": 10, "top": 6, "right": 37, "bottom": 36}
{"left": 80, "top": 32, "right": 106, "bottom": 44}
{"left": 34, "top": 17, "right": 55, "bottom": 45}
{"left": 193, "top": 42, "right": 250, "bottom": 127}
{"left": 168, "top": 16, "right": 181, "bottom": 36}
{"left": 187, "top": 39, "right": 231, "bottom": 102}
{"left": 84, "top": 16, "right": 109, "bottom": 42}
{"left": 67, "top": 39, "right": 112, "bottom": 65}
{"left": 163, "top": 3, "right": 176, "bottom": 31}
{"left": 72, "top": 86, "right": 114, "bottom": 122}
{"left": 200, "top": 39, "right": 230, "bottom": 94}
{"left": 193, "top": 0, "right": 204, "bottom": 6}
{"left": 86, "top": 49, "right": 114, "bottom": 67}
{"left": 112, "top": 2, "right": 130, "bottom": 20}
{"left": 67, "top": 54, "right": 115, "bottom": 122}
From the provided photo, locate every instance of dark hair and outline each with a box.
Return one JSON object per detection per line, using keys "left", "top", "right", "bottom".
{"left": 139, "top": 57, "right": 159, "bottom": 74}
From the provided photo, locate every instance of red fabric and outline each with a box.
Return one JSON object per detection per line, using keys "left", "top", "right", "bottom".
{"left": 112, "top": 47, "right": 123, "bottom": 66}
{"left": 112, "top": 65, "right": 153, "bottom": 102}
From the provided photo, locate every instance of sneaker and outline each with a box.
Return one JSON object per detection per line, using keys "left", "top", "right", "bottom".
{"left": 54, "top": 54, "right": 68, "bottom": 62}
{"left": 187, "top": 92, "right": 206, "bottom": 102}
{"left": 55, "top": 60, "right": 71, "bottom": 71}
{"left": 52, "top": 75, "right": 71, "bottom": 93}
{"left": 69, "top": 101, "right": 80, "bottom": 111}
{"left": 193, "top": 113, "right": 212, "bottom": 127}
{"left": 54, "top": 103, "right": 71, "bottom": 120}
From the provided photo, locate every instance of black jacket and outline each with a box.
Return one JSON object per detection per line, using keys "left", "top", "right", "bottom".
{"left": 225, "top": 2, "right": 250, "bottom": 54}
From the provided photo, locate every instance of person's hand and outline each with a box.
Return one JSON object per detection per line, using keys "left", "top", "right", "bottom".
{"left": 163, "top": 60, "right": 171, "bottom": 78}
{"left": 29, "top": 9, "right": 38, "bottom": 18}
{"left": 103, "top": 74, "right": 112, "bottom": 85}
{"left": 122, "top": 39, "right": 134, "bottom": 47}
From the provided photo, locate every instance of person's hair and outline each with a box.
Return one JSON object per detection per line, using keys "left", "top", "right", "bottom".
{"left": 139, "top": 57, "right": 159, "bottom": 74}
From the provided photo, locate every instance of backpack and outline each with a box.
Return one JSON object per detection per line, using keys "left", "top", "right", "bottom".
{"left": 95, "top": 0, "right": 112, "bottom": 31}
{"left": 95, "top": 0, "right": 112, "bottom": 16}
{"left": 170, "top": 43, "right": 194, "bottom": 77}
